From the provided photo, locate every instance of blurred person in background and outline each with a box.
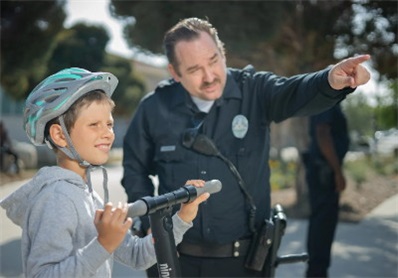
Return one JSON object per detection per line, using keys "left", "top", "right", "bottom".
{"left": 303, "top": 102, "right": 349, "bottom": 277}
{"left": 0, "top": 120, "right": 20, "bottom": 175}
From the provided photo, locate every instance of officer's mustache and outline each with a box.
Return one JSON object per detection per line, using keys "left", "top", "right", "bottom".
{"left": 200, "top": 79, "right": 220, "bottom": 90}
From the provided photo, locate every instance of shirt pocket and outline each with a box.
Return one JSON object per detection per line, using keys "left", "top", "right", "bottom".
{"left": 153, "top": 145, "right": 196, "bottom": 192}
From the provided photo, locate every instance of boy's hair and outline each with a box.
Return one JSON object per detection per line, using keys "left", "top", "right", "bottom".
{"left": 45, "top": 90, "right": 115, "bottom": 150}
{"left": 163, "top": 17, "right": 225, "bottom": 75}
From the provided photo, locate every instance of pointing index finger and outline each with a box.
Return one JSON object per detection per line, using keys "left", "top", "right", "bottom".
{"left": 345, "top": 54, "right": 371, "bottom": 66}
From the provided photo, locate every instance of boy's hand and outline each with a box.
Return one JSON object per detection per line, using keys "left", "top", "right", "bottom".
{"left": 177, "top": 179, "right": 210, "bottom": 223}
{"left": 95, "top": 202, "right": 133, "bottom": 253}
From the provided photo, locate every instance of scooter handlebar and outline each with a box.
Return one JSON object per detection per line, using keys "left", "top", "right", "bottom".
{"left": 127, "top": 179, "right": 222, "bottom": 218}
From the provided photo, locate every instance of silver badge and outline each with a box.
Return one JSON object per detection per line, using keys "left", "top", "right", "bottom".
{"left": 232, "top": 115, "right": 249, "bottom": 139}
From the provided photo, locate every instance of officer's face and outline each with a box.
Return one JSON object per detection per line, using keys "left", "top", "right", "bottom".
{"left": 168, "top": 32, "right": 227, "bottom": 101}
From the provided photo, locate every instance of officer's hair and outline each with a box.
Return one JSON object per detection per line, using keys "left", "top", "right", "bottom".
{"left": 163, "top": 17, "right": 226, "bottom": 75}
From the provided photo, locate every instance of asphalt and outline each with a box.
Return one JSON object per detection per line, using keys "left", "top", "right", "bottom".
{"left": 1, "top": 165, "right": 397, "bottom": 278}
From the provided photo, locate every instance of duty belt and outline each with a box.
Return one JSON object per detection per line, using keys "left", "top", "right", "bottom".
{"left": 177, "top": 239, "right": 251, "bottom": 258}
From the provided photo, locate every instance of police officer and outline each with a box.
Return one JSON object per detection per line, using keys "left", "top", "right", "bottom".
{"left": 121, "top": 17, "right": 370, "bottom": 277}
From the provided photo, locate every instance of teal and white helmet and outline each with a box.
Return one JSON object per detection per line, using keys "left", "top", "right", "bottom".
{"left": 24, "top": 67, "right": 118, "bottom": 146}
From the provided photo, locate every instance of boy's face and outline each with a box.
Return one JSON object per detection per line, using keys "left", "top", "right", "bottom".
{"left": 69, "top": 100, "right": 114, "bottom": 165}
{"left": 168, "top": 31, "right": 227, "bottom": 101}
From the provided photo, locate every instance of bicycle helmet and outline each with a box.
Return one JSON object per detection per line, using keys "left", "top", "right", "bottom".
{"left": 24, "top": 67, "right": 118, "bottom": 146}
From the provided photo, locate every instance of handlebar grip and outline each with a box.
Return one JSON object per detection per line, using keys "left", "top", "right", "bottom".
{"left": 195, "top": 179, "right": 222, "bottom": 195}
{"left": 127, "top": 200, "right": 147, "bottom": 218}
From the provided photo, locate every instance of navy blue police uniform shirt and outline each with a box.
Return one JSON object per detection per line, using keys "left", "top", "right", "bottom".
{"left": 122, "top": 65, "right": 353, "bottom": 245}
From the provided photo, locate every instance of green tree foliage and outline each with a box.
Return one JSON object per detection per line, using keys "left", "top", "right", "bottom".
{"left": 47, "top": 23, "right": 145, "bottom": 116}
{"left": 344, "top": 94, "right": 376, "bottom": 136}
{"left": 47, "top": 23, "right": 110, "bottom": 73}
{"left": 111, "top": 1, "right": 351, "bottom": 73}
{"left": 373, "top": 80, "right": 398, "bottom": 130}
{"left": 111, "top": 0, "right": 293, "bottom": 71}
{"left": 111, "top": 1, "right": 396, "bottom": 76}
{"left": 1, "top": 1, "right": 146, "bottom": 116}
{"left": 334, "top": 1, "right": 397, "bottom": 80}
{"left": 1, "top": 0, "right": 67, "bottom": 99}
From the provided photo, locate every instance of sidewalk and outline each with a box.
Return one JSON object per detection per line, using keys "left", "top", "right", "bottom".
{"left": 1, "top": 166, "right": 397, "bottom": 277}
{"left": 275, "top": 194, "right": 398, "bottom": 278}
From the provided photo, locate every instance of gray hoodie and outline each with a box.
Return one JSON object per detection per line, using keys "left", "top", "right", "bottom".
{"left": 0, "top": 166, "right": 192, "bottom": 277}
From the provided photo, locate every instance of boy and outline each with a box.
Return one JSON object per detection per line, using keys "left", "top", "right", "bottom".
{"left": 0, "top": 67, "right": 209, "bottom": 277}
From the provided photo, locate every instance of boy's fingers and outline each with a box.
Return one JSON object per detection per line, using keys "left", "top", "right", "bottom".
{"left": 101, "top": 202, "right": 114, "bottom": 221}
{"left": 94, "top": 209, "right": 103, "bottom": 224}
{"left": 185, "top": 179, "right": 205, "bottom": 187}
{"left": 123, "top": 217, "right": 133, "bottom": 229}
{"left": 118, "top": 203, "right": 129, "bottom": 221}
{"left": 194, "top": 192, "right": 210, "bottom": 204}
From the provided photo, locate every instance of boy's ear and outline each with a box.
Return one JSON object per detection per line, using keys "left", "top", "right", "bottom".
{"left": 49, "top": 124, "right": 67, "bottom": 147}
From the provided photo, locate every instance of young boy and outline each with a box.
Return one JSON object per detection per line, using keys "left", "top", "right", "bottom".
{"left": 0, "top": 68, "right": 209, "bottom": 277}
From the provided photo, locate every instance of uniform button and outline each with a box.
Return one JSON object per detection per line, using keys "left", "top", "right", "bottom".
{"left": 206, "top": 228, "right": 211, "bottom": 234}
{"left": 234, "top": 251, "right": 239, "bottom": 257}
{"left": 234, "top": 241, "right": 240, "bottom": 248}
{"left": 201, "top": 170, "right": 207, "bottom": 175}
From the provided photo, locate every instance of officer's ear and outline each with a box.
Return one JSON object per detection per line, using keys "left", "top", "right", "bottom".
{"left": 168, "top": 63, "right": 181, "bottom": 82}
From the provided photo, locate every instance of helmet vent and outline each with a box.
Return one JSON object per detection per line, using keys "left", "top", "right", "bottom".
{"left": 56, "top": 78, "right": 78, "bottom": 82}
{"left": 43, "top": 93, "right": 62, "bottom": 103}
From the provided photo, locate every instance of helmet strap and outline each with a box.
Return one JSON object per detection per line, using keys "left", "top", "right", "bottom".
{"left": 58, "top": 115, "right": 90, "bottom": 167}
{"left": 57, "top": 115, "right": 109, "bottom": 203}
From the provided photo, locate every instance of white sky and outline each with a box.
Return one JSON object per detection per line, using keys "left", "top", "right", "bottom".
{"left": 64, "top": 0, "right": 133, "bottom": 57}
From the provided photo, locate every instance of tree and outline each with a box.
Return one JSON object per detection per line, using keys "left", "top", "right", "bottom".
{"left": 48, "top": 23, "right": 146, "bottom": 116}
{"left": 47, "top": 23, "right": 110, "bottom": 73}
{"left": 1, "top": 0, "right": 67, "bottom": 99}
{"left": 110, "top": 0, "right": 287, "bottom": 69}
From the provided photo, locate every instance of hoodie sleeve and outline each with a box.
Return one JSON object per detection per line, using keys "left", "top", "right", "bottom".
{"left": 26, "top": 190, "right": 111, "bottom": 277}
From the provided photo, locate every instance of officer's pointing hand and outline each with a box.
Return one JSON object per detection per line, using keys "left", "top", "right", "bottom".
{"left": 328, "top": 54, "right": 371, "bottom": 90}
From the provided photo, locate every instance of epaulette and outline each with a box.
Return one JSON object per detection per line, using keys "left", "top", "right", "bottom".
{"left": 229, "top": 65, "right": 256, "bottom": 91}
{"left": 156, "top": 78, "right": 177, "bottom": 90}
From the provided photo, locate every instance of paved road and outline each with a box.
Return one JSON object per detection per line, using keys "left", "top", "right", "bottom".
{"left": 1, "top": 166, "right": 397, "bottom": 277}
